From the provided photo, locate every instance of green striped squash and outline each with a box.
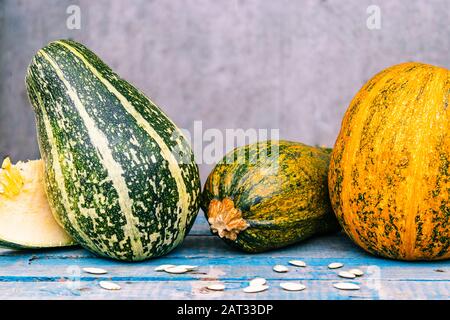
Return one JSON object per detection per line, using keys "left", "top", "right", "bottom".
{"left": 202, "top": 140, "right": 340, "bottom": 252}
{"left": 26, "top": 40, "right": 201, "bottom": 261}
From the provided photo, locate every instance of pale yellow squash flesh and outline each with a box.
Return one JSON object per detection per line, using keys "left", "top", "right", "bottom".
{"left": 0, "top": 158, "right": 75, "bottom": 249}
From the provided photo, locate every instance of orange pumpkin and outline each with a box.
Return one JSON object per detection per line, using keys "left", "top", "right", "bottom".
{"left": 329, "top": 62, "right": 450, "bottom": 260}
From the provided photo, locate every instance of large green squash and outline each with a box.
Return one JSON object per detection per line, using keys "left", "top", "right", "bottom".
{"left": 202, "top": 140, "right": 340, "bottom": 252}
{"left": 329, "top": 62, "right": 450, "bottom": 260}
{"left": 26, "top": 40, "right": 201, "bottom": 261}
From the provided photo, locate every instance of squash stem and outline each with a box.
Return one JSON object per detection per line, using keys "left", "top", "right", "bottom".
{"left": 207, "top": 198, "right": 249, "bottom": 241}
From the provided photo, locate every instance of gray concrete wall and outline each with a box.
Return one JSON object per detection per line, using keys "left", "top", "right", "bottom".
{"left": 0, "top": 0, "right": 449, "bottom": 180}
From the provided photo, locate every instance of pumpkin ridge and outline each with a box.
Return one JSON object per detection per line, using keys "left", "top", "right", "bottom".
{"left": 339, "top": 65, "right": 409, "bottom": 251}
{"left": 401, "top": 66, "right": 437, "bottom": 259}
{"left": 410, "top": 66, "right": 450, "bottom": 259}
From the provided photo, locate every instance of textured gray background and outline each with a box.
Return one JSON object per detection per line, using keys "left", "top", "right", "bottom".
{"left": 0, "top": 0, "right": 449, "bottom": 180}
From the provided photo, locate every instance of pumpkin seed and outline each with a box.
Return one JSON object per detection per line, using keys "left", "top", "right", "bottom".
{"left": 349, "top": 268, "right": 364, "bottom": 276}
{"left": 288, "top": 260, "right": 306, "bottom": 267}
{"left": 207, "top": 284, "right": 225, "bottom": 291}
{"left": 338, "top": 271, "right": 356, "bottom": 279}
{"left": 328, "top": 262, "right": 343, "bottom": 269}
{"left": 165, "top": 266, "right": 189, "bottom": 274}
{"left": 243, "top": 285, "right": 269, "bottom": 293}
{"left": 154, "top": 264, "right": 175, "bottom": 272}
{"left": 99, "top": 281, "right": 121, "bottom": 290}
{"left": 333, "top": 282, "right": 360, "bottom": 290}
{"left": 249, "top": 278, "right": 267, "bottom": 286}
{"left": 273, "top": 265, "right": 289, "bottom": 273}
{"left": 280, "top": 282, "right": 306, "bottom": 291}
{"left": 82, "top": 267, "right": 108, "bottom": 275}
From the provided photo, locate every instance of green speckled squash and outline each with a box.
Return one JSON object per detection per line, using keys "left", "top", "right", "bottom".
{"left": 202, "top": 140, "right": 340, "bottom": 252}
{"left": 26, "top": 40, "right": 201, "bottom": 261}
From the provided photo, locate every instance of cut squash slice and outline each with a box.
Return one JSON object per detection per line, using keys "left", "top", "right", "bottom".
{"left": 0, "top": 157, "right": 75, "bottom": 249}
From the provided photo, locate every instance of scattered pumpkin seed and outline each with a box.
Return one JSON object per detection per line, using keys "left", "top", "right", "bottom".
{"left": 289, "top": 260, "right": 306, "bottom": 267}
{"left": 249, "top": 278, "right": 267, "bottom": 286}
{"left": 338, "top": 271, "right": 356, "bottom": 279}
{"left": 82, "top": 267, "right": 108, "bottom": 275}
{"left": 333, "top": 282, "right": 360, "bottom": 290}
{"left": 165, "top": 266, "right": 189, "bottom": 274}
{"left": 273, "top": 265, "right": 289, "bottom": 273}
{"left": 243, "top": 285, "right": 269, "bottom": 293}
{"left": 99, "top": 281, "right": 121, "bottom": 290}
{"left": 348, "top": 268, "right": 364, "bottom": 276}
{"left": 154, "top": 264, "right": 175, "bottom": 272}
{"left": 207, "top": 284, "right": 225, "bottom": 291}
{"left": 280, "top": 282, "right": 306, "bottom": 291}
{"left": 328, "top": 262, "right": 344, "bottom": 269}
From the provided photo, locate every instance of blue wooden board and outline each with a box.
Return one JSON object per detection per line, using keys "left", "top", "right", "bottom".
{"left": 0, "top": 213, "right": 449, "bottom": 299}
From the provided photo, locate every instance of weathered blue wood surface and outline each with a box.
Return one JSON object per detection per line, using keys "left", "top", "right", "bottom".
{"left": 0, "top": 213, "right": 449, "bottom": 300}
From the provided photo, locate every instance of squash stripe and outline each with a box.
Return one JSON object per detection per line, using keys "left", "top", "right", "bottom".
{"left": 402, "top": 68, "right": 433, "bottom": 258}
{"left": 339, "top": 68, "right": 399, "bottom": 250}
{"left": 38, "top": 50, "right": 145, "bottom": 258}
{"left": 407, "top": 68, "right": 449, "bottom": 259}
{"left": 28, "top": 77, "right": 100, "bottom": 253}
{"left": 55, "top": 41, "right": 191, "bottom": 246}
